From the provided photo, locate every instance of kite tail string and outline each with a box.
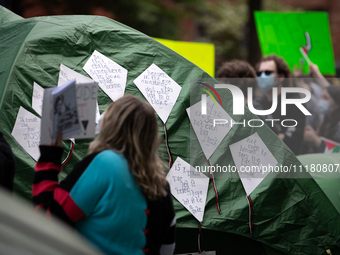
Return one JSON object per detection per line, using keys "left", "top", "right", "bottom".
{"left": 198, "top": 222, "right": 202, "bottom": 254}
{"left": 246, "top": 195, "right": 253, "bottom": 234}
{"left": 162, "top": 123, "right": 173, "bottom": 169}
{"left": 62, "top": 140, "right": 74, "bottom": 166}
{"left": 206, "top": 159, "right": 222, "bottom": 214}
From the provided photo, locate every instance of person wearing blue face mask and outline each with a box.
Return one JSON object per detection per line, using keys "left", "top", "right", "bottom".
{"left": 304, "top": 85, "right": 340, "bottom": 152}
{"left": 253, "top": 55, "right": 306, "bottom": 155}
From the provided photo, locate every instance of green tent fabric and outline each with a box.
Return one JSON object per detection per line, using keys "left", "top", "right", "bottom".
{"left": 1, "top": 7, "right": 340, "bottom": 255}
{"left": 297, "top": 153, "right": 340, "bottom": 214}
{"left": 0, "top": 6, "right": 23, "bottom": 24}
{"left": 0, "top": 187, "right": 104, "bottom": 255}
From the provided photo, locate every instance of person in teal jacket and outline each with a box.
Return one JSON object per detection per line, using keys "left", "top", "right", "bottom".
{"left": 33, "top": 95, "right": 175, "bottom": 255}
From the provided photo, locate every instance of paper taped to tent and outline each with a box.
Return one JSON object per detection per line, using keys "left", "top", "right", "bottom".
{"left": 1, "top": 6, "right": 340, "bottom": 255}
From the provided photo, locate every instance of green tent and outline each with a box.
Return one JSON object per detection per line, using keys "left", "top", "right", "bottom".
{"left": 1, "top": 7, "right": 339, "bottom": 255}
{"left": 0, "top": 187, "right": 104, "bottom": 255}
{"left": 297, "top": 153, "right": 340, "bottom": 215}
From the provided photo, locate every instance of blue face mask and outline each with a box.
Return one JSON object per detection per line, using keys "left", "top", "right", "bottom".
{"left": 318, "top": 99, "right": 330, "bottom": 114}
{"left": 257, "top": 72, "right": 275, "bottom": 91}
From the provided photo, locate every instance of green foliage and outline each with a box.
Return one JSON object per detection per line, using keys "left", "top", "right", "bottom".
{"left": 198, "top": 0, "right": 248, "bottom": 60}
{"left": 13, "top": 0, "right": 301, "bottom": 60}
{"left": 197, "top": 0, "right": 302, "bottom": 61}
{"left": 15, "top": 0, "right": 204, "bottom": 39}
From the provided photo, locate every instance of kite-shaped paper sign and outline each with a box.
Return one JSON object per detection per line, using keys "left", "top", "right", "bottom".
{"left": 186, "top": 96, "right": 234, "bottom": 159}
{"left": 11, "top": 106, "right": 41, "bottom": 161}
{"left": 229, "top": 132, "right": 278, "bottom": 196}
{"left": 133, "top": 63, "right": 182, "bottom": 123}
{"left": 32, "top": 82, "right": 44, "bottom": 116}
{"left": 83, "top": 50, "right": 127, "bottom": 102}
{"left": 166, "top": 157, "right": 209, "bottom": 222}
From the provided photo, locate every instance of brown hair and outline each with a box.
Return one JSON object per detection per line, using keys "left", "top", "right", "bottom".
{"left": 258, "top": 55, "right": 291, "bottom": 78}
{"left": 216, "top": 60, "right": 256, "bottom": 79}
{"left": 216, "top": 60, "right": 257, "bottom": 96}
{"left": 88, "top": 94, "right": 167, "bottom": 200}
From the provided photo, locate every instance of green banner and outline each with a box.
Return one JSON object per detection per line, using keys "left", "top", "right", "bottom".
{"left": 255, "top": 11, "right": 335, "bottom": 75}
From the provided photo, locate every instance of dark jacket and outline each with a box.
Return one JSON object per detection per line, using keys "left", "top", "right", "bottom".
{"left": 253, "top": 93, "right": 306, "bottom": 155}
{"left": 0, "top": 131, "right": 15, "bottom": 191}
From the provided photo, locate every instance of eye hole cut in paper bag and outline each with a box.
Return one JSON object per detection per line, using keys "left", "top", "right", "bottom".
{"left": 166, "top": 157, "right": 209, "bottom": 222}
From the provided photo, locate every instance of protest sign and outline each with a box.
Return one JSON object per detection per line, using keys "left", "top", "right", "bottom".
{"left": 255, "top": 11, "right": 335, "bottom": 74}
{"left": 11, "top": 106, "right": 41, "bottom": 161}
{"left": 229, "top": 132, "right": 278, "bottom": 196}
{"left": 154, "top": 38, "right": 215, "bottom": 77}
{"left": 134, "top": 63, "right": 182, "bottom": 123}
{"left": 83, "top": 50, "right": 127, "bottom": 102}
{"left": 166, "top": 157, "right": 209, "bottom": 222}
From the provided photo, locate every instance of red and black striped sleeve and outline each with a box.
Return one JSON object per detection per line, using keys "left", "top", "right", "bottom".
{"left": 33, "top": 145, "right": 98, "bottom": 226}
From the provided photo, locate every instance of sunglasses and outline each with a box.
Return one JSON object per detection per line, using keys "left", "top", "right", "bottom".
{"left": 256, "top": 70, "right": 274, "bottom": 77}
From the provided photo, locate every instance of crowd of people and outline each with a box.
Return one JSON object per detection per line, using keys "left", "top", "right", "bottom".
{"left": 216, "top": 55, "right": 340, "bottom": 155}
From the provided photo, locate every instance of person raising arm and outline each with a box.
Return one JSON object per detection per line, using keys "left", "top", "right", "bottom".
{"left": 33, "top": 95, "right": 175, "bottom": 255}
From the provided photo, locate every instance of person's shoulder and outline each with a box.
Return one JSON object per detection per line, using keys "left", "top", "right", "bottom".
{"left": 94, "top": 150, "right": 125, "bottom": 162}
{"left": 90, "top": 150, "right": 128, "bottom": 172}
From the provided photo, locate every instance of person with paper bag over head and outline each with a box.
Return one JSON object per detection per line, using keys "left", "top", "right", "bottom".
{"left": 33, "top": 95, "right": 175, "bottom": 255}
